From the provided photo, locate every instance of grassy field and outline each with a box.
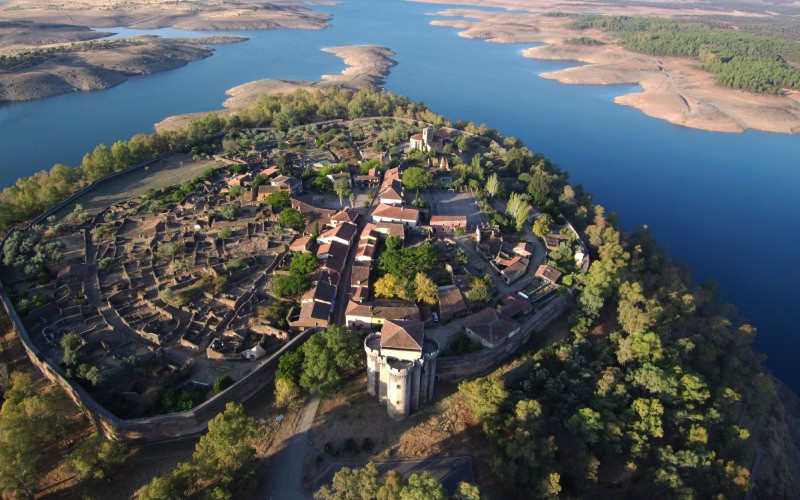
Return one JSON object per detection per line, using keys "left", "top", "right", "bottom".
{"left": 54, "top": 154, "right": 223, "bottom": 219}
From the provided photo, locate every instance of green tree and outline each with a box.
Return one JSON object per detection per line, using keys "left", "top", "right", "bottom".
{"left": 374, "top": 274, "right": 411, "bottom": 300}
{"left": 219, "top": 204, "right": 239, "bottom": 221}
{"left": 485, "top": 173, "right": 500, "bottom": 198}
{"left": 218, "top": 226, "right": 233, "bottom": 240}
{"left": 315, "top": 462, "right": 463, "bottom": 500}
{"left": 453, "top": 248, "right": 468, "bottom": 265}
{"left": 533, "top": 214, "right": 554, "bottom": 238}
{"left": 66, "top": 432, "right": 127, "bottom": 480}
{"left": 401, "top": 167, "right": 434, "bottom": 191}
{"left": 459, "top": 376, "right": 508, "bottom": 425}
{"left": 466, "top": 279, "right": 491, "bottom": 306}
{"left": 334, "top": 178, "right": 351, "bottom": 208}
{"left": 138, "top": 472, "right": 190, "bottom": 500}
{"left": 506, "top": 193, "right": 531, "bottom": 232}
{"left": 299, "top": 326, "right": 362, "bottom": 395}
{"left": 280, "top": 208, "right": 307, "bottom": 231}
{"left": 193, "top": 402, "right": 259, "bottom": 487}
{"left": 229, "top": 184, "right": 244, "bottom": 199}
{"left": 290, "top": 251, "right": 319, "bottom": 275}
{"left": 265, "top": 190, "right": 291, "bottom": 211}
{"left": 454, "top": 481, "right": 482, "bottom": 500}
{"left": 61, "top": 331, "right": 82, "bottom": 367}
{"left": 213, "top": 375, "right": 235, "bottom": 395}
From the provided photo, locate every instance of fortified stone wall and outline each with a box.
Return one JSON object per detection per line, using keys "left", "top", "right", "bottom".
{"left": 436, "top": 292, "right": 572, "bottom": 383}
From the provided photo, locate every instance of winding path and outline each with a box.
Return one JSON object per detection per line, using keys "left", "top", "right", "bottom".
{"left": 259, "top": 395, "right": 321, "bottom": 500}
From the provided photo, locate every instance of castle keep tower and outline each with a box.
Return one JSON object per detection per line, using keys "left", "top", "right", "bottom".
{"left": 364, "top": 319, "right": 440, "bottom": 419}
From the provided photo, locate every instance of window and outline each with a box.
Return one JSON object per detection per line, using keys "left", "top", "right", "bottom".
{"left": 396, "top": 384, "right": 400, "bottom": 389}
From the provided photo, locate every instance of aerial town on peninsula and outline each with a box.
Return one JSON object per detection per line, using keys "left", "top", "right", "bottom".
{"left": 0, "top": 117, "right": 584, "bottom": 426}
{"left": 0, "top": 87, "right": 791, "bottom": 498}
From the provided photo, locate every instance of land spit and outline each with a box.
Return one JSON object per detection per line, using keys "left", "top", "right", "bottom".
{"left": 155, "top": 45, "right": 397, "bottom": 133}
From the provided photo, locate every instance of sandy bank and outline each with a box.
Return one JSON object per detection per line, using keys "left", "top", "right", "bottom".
{"left": 421, "top": 2, "right": 800, "bottom": 134}
{"left": 154, "top": 45, "right": 396, "bottom": 133}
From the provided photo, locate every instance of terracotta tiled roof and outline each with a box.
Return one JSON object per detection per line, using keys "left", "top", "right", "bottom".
{"left": 502, "top": 257, "right": 529, "bottom": 281}
{"left": 543, "top": 233, "right": 570, "bottom": 250}
{"left": 290, "top": 237, "right": 311, "bottom": 252}
{"left": 331, "top": 208, "right": 360, "bottom": 224}
{"left": 463, "top": 308, "right": 519, "bottom": 346}
{"left": 355, "top": 242, "right": 376, "bottom": 260}
{"left": 438, "top": 287, "right": 468, "bottom": 317}
{"left": 346, "top": 300, "right": 372, "bottom": 318}
{"left": 301, "top": 280, "right": 337, "bottom": 304}
{"left": 380, "top": 319, "right": 424, "bottom": 351}
{"left": 535, "top": 265, "right": 562, "bottom": 283}
{"left": 373, "top": 204, "right": 419, "bottom": 222}
{"left": 497, "top": 294, "right": 533, "bottom": 318}
{"left": 320, "top": 222, "right": 357, "bottom": 244}
{"left": 293, "top": 300, "right": 330, "bottom": 327}
{"left": 372, "top": 300, "right": 420, "bottom": 321}
{"left": 350, "top": 262, "right": 371, "bottom": 286}
{"left": 375, "top": 222, "right": 405, "bottom": 239}
{"left": 430, "top": 215, "right": 467, "bottom": 224}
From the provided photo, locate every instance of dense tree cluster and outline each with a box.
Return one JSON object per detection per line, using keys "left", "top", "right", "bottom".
{"left": 274, "top": 325, "right": 363, "bottom": 402}
{"left": 0, "top": 372, "right": 125, "bottom": 497}
{"left": 273, "top": 251, "right": 317, "bottom": 298}
{"left": 138, "top": 402, "right": 259, "bottom": 499}
{"left": 377, "top": 239, "right": 437, "bottom": 280}
{"left": 570, "top": 15, "right": 800, "bottom": 94}
{"left": 315, "top": 462, "right": 481, "bottom": 500}
{"left": 458, "top": 202, "right": 768, "bottom": 497}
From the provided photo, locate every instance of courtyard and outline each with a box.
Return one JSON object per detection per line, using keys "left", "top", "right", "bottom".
{"left": 423, "top": 189, "right": 487, "bottom": 227}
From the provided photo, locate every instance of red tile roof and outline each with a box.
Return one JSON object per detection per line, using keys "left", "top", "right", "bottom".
{"left": 463, "top": 308, "right": 519, "bottom": 346}
{"left": 535, "top": 265, "right": 562, "bottom": 283}
{"left": 380, "top": 320, "right": 424, "bottom": 351}
{"left": 373, "top": 204, "right": 419, "bottom": 222}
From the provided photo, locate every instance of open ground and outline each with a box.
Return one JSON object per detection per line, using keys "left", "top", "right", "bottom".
{"left": 424, "top": 189, "right": 487, "bottom": 227}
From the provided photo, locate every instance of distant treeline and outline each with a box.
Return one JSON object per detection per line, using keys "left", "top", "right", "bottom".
{"left": 569, "top": 15, "right": 800, "bottom": 94}
{"left": 0, "top": 89, "right": 446, "bottom": 230}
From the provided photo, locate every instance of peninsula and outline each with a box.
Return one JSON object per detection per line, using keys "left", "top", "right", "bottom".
{"left": 1, "top": 88, "right": 798, "bottom": 498}
{"left": 0, "top": 31, "right": 245, "bottom": 103}
{"left": 0, "top": 0, "right": 331, "bottom": 102}
{"left": 418, "top": 0, "right": 800, "bottom": 133}
{"left": 155, "top": 44, "right": 397, "bottom": 132}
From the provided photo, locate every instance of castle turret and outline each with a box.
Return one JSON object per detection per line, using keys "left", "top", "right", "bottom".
{"left": 386, "top": 359, "right": 413, "bottom": 419}
{"left": 364, "top": 319, "right": 437, "bottom": 419}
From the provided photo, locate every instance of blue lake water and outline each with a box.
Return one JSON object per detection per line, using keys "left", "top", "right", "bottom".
{"left": 1, "top": 0, "right": 799, "bottom": 392}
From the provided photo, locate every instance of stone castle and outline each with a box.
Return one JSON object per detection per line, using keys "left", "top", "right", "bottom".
{"left": 364, "top": 319, "right": 440, "bottom": 419}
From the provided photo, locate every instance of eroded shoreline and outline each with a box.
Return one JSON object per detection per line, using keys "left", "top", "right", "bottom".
{"left": 422, "top": 2, "right": 800, "bottom": 134}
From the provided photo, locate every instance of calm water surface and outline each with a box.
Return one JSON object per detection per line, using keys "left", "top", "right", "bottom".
{"left": 1, "top": 0, "right": 799, "bottom": 391}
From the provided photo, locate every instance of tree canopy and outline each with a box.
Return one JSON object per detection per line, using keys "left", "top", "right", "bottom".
{"left": 315, "top": 462, "right": 480, "bottom": 500}
{"left": 401, "top": 167, "right": 434, "bottom": 191}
